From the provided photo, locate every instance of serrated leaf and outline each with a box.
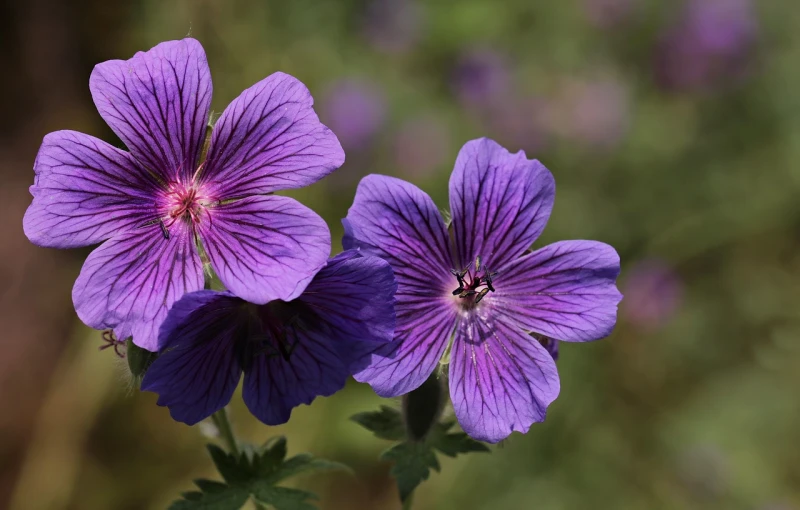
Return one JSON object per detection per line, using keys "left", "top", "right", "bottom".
{"left": 168, "top": 485, "right": 250, "bottom": 510}
{"left": 194, "top": 479, "right": 229, "bottom": 494}
{"left": 251, "top": 484, "right": 319, "bottom": 510}
{"left": 207, "top": 445, "right": 253, "bottom": 486}
{"left": 350, "top": 406, "right": 405, "bottom": 440}
{"left": 263, "top": 453, "right": 350, "bottom": 484}
{"left": 381, "top": 442, "right": 440, "bottom": 502}
{"left": 432, "top": 432, "right": 490, "bottom": 457}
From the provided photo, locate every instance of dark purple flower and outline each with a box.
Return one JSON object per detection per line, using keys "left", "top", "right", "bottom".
{"left": 344, "top": 138, "right": 622, "bottom": 443}
{"left": 23, "top": 39, "right": 344, "bottom": 351}
{"left": 655, "top": 0, "right": 757, "bottom": 91}
{"left": 321, "top": 79, "right": 386, "bottom": 151}
{"left": 141, "top": 251, "right": 396, "bottom": 425}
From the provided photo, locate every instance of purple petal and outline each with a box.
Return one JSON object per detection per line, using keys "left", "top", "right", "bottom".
{"left": 449, "top": 138, "right": 555, "bottom": 270}
{"left": 199, "top": 195, "right": 330, "bottom": 304}
{"left": 141, "top": 291, "right": 244, "bottom": 425}
{"left": 72, "top": 225, "right": 204, "bottom": 351}
{"left": 90, "top": 38, "right": 212, "bottom": 182}
{"left": 242, "top": 320, "right": 349, "bottom": 426}
{"left": 344, "top": 174, "right": 457, "bottom": 396}
{"left": 493, "top": 240, "right": 622, "bottom": 342}
{"left": 449, "top": 315, "right": 560, "bottom": 443}
{"left": 343, "top": 174, "right": 452, "bottom": 287}
{"left": 300, "top": 251, "right": 397, "bottom": 370}
{"left": 23, "top": 130, "right": 160, "bottom": 248}
{"left": 200, "top": 72, "right": 344, "bottom": 197}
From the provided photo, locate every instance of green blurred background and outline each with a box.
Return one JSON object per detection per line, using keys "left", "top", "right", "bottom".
{"left": 2, "top": 0, "right": 799, "bottom": 508}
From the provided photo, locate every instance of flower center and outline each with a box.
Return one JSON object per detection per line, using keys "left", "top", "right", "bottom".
{"left": 157, "top": 180, "right": 212, "bottom": 238}
{"left": 450, "top": 255, "right": 497, "bottom": 307}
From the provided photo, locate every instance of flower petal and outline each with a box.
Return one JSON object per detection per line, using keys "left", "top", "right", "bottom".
{"left": 493, "top": 240, "right": 622, "bottom": 342}
{"left": 343, "top": 174, "right": 452, "bottom": 288}
{"left": 72, "top": 225, "right": 203, "bottom": 351}
{"left": 449, "top": 315, "right": 560, "bottom": 443}
{"left": 449, "top": 138, "right": 555, "bottom": 269}
{"left": 241, "top": 318, "right": 349, "bottom": 426}
{"left": 23, "top": 130, "right": 160, "bottom": 248}
{"left": 90, "top": 38, "right": 212, "bottom": 182}
{"left": 344, "top": 174, "right": 457, "bottom": 396}
{"left": 200, "top": 195, "right": 330, "bottom": 304}
{"left": 141, "top": 291, "right": 245, "bottom": 425}
{"left": 352, "top": 300, "right": 456, "bottom": 396}
{"left": 299, "top": 251, "right": 397, "bottom": 370}
{"left": 200, "top": 72, "right": 344, "bottom": 197}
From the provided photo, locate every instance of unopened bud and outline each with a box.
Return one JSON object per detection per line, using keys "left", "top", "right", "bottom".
{"left": 402, "top": 373, "right": 445, "bottom": 441}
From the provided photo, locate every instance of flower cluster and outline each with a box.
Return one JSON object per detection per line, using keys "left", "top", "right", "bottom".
{"left": 23, "top": 38, "right": 622, "bottom": 441}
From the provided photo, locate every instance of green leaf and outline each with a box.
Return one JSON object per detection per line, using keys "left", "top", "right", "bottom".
{"left": 264, "top": 453, "right": 350, "bottom": 484}
{"left": 207, "top": 445, "right": 253, "bottom": 486}
{"left": 381, "top": 441, "right": 440, "bottom": 502}
{"left": 251, "top": 485, "right": 319, "bottom": 510}
{"left": 429, "top": 424, "right": 490, "bottom": 457}
{"left": 350, "top": 405, "right": 405, "bottom": 440}
{"left": 168, "top": 485, "right": 249, "bottom": 510}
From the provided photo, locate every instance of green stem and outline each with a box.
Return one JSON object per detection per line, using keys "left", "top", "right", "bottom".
{"left": 402, "top": 493, "right": 414, "bottom": 510}
{"left": 211, "top": 407, "right": 239, "bottom": 456}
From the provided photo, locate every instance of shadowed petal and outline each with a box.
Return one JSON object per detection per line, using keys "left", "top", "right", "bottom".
{"left": 449, "top": 315, "right": 560, "bottom": 443}
{"left": 242, "top": 323, "right": 349, "bottom": 426}
{"left": 199, "top": 195, "right": 330, "bottom": 304}
{"left": 72, "top": 224, "right": 203, "bottom": 351}
{"left": 300, "top": 251, "right": 397, "bottom": 372}
{"left": 141, "top": 291, "right": 245, "bottom": 425}
{"left": 200, "top": 72, "right": 344, "bottom": 197}
{"left": 449, "top": 138, "right": 555, "bottom": 270}
{"left": 493, "top": 240, "right": 622, "bottom": 342}
{"left": 90, "top": 38, "right": 212, "bottom": 182}
{"left": 23, "top": 130, "right": 160, "bottom": 248}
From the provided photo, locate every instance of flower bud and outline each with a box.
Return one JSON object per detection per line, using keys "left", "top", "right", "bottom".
{"left": 402, "top": 373, "right": 445, "bottom": 441}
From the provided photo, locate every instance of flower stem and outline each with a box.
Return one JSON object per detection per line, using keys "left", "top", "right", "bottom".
{"left": 211, "top": 407, "right": 239, "bottom": 456}
{"left": 403, "top": 493, "right": 414, "bottom": 510}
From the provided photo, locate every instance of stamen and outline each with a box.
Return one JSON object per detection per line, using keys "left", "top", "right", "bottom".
{"left": 449, "top": 254, "right": 498, "bottom": 305}
{"left": 159, "top": 219, "right": 170, "bottom": 240}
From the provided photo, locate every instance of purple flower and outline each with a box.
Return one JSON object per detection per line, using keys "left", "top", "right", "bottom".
{"left": 655, "top": 0, "right": 757, "bottom": 91}
{"left": 141, "top": 251, "right": 396, "bottom": 425}
{"left": 22, "top": 39, "right": 344, "bottom": 351}
{"left": 344, "top": 138, "right": 622, "bottom": 442}
{"left": 321, "top": 79, "right": 386, "bottom": 151}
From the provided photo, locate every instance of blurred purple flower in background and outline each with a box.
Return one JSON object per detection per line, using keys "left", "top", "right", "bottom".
{"left": 363, "top": 0, "right": 423, "bottom": 54}
{"left": 655, "top": 0, "right": 758, "bottom": 92}
{"left": 392, "top": 115, "right": 451, "bottom": 179}
{"left": 322, "top": 79, "right": 386, "bottom": 151}
{"left": 485, "top": 95, "right": 549, "bottom": 154}
{"left": 583, "top": 0, "right": 634, "bottom": 29}
{"left": 452, "top": 48, "right": 512, "bottom": 109}
{"left": 550, "top": 76, "right": 630, "bottom": 149}
{"left": 623, "top": 259, "right": 683, "bottom": 330}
